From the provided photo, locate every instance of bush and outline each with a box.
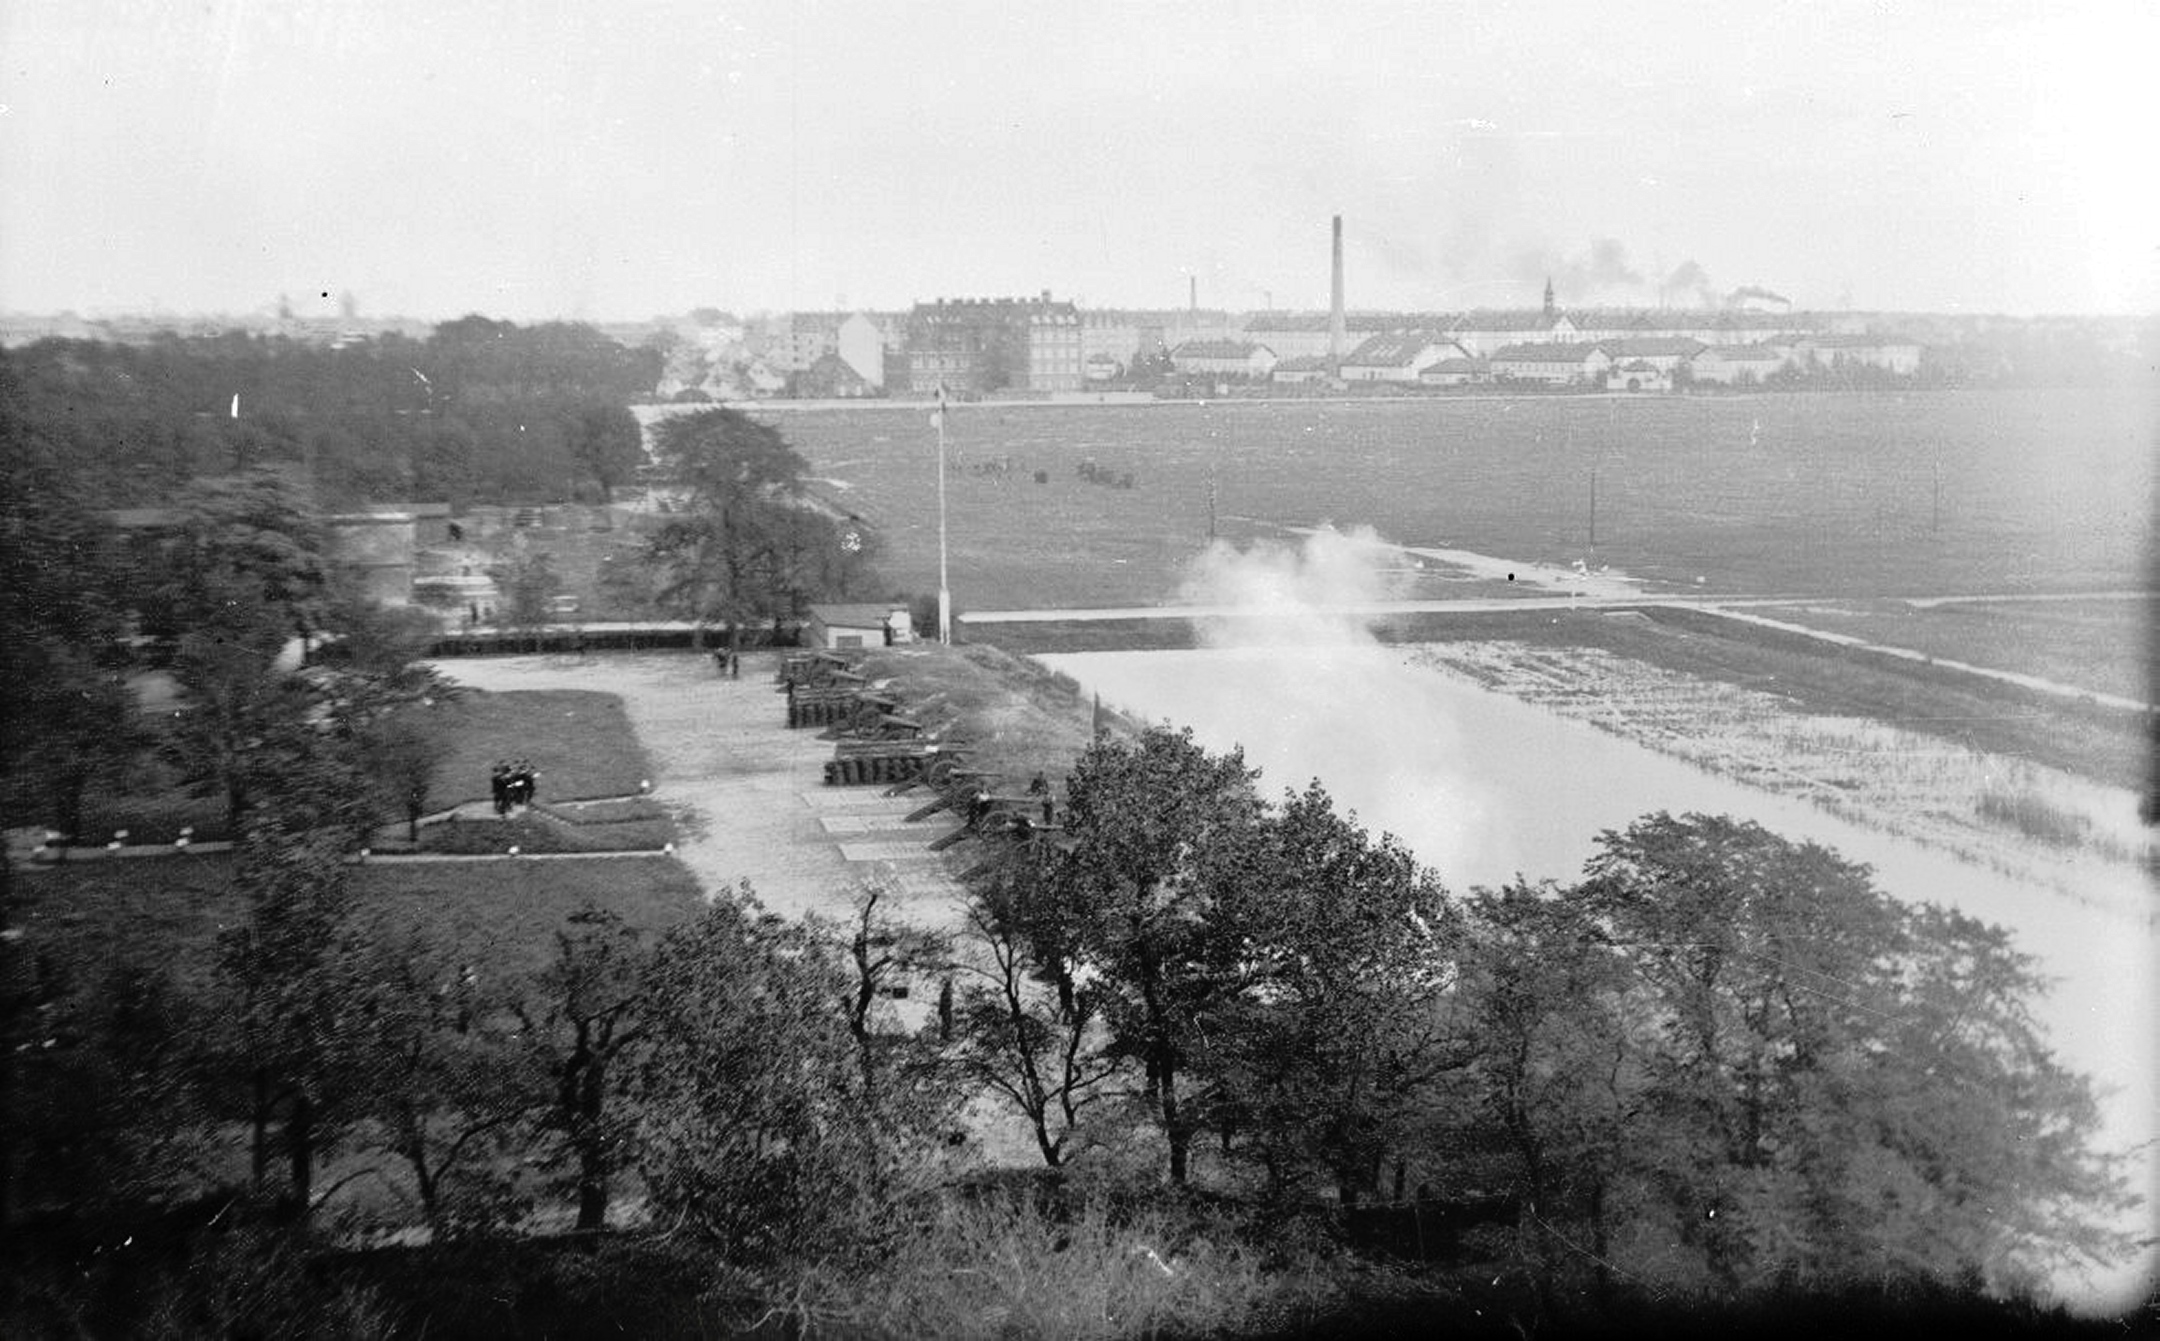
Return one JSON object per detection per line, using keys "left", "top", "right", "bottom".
{"left": 779, "top": 1191, "right": 1338, "bottom": 1340}
{"left": 63, "top": 793, "right": 231, "bottom": 847}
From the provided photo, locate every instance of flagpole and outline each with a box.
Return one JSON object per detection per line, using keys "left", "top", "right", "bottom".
{"left": 935, "top": 386, "right": 951, "bottom": 645}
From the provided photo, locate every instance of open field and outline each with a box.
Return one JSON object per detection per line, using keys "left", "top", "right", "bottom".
{"left": 1742, "top": 596, "right": 2156, "bottom": 706}
{"left": 11, "top": 853, "right": 705, "bottom": 993}
{"left": 759, "top": 389, "right": 2152, "bottom": 612}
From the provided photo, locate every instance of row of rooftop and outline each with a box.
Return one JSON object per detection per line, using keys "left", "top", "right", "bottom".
{"left": 706, "top": 293, "right": 1923, "bottom": 399}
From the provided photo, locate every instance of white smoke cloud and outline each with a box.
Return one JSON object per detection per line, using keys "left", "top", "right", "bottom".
{"left": 1157, "top": 524, "right": 1491, "bottom": 882}
{"left": 1178, "top": 524, "right": 1409, "bottom": 646}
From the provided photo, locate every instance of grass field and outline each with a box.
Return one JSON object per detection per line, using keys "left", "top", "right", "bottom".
{"left": 13, "top": 852, "right": 706, "bottom": 993}
{"left": 760, "top": 388, "right": 2150, "bottom": 610}
{"left": 1742, "top": 597, "right": 2156, "bottom": 705}
{"left": 419, "top": 688, "right": 654, "bottom": 811}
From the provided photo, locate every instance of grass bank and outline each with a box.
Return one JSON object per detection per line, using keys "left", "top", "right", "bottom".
{"left": 853, "top": 642, "right": 1144, "bottom": 789}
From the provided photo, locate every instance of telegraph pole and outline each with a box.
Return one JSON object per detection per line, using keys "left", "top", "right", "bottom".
{"left": 935, "top": 386, "right": 951, "bottom": 645}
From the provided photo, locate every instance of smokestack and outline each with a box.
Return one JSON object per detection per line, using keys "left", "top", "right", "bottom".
{"left": 1189, "top": 274, "right": 1197, "bottom": 314}
{"left": 1329, "top": 215, "right": 1347, "bottom": 374}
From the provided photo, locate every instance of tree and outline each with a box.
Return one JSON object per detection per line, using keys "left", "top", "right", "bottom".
{"left": 360, "top": 709, "right": 444, "bottom": 843}
{"left": 145, "top": 469, "right": 338, "bottom": 830}
{"left": 1452, "top": 878, "right": 1641, "bottom": 1310}
{"left": 1470, "top": 812, "right": 2136, "bottom": 1301}
{"left": 1210, "top": 782, "right": 1465, "bottom": 1206}
{"left": 950, "top": 847, "right": 1124, "bottom": 1169}
{"left": 6, "top": 955, "right": 219, "bottom": 1226}
{"left": 213, "top": 823, "right": 370, "bottom": 1218}
{"left": 135, "top": 467, "right": 329, "bottom": 650}
{"left": 1044, "top": 726, "right": 1264, "bottom": 1184}
{"left": 14, "top": 654, "right": 145, "bottom": 841}
{"left": 642, "top": 408, "right": 870, "bottom": 650}
{"left": 0, "top": 353, "right": 145, "bottom": 840}
{"left": 165, "top": 603, "right": 316, "bottom": 832}
{"left": 337, "top": 926, "right": 540, "bottom": 1236}
{"left": 495, "top": 545, "right": 562, "bottom": 650}
{"left": 511, "top": 907, "right": 651, "bottom": 1233}
{"left": 631, "top": 888, "right": 950, "bottom": 1261}
{"left": 564, "top": 403, "right": 643, "bottom": 503}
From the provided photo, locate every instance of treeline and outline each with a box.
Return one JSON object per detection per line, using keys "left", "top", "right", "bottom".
{"left": 1, "top": 318, "right": 662, "bottom": 509}
{"left": 956, "top": 728, "right": 2133, "bottom": 1301}
{"left": 0, "top": 718, "right": 2136, "bottom": 1334}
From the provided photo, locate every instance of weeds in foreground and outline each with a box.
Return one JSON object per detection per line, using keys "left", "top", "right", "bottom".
{"left": 768, "top": 1195, "right": 1336, "bottom": 1340}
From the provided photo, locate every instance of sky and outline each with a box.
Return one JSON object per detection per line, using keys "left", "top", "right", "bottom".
{"left": 3, "top": 0, "right": 2154, "bottom": 322}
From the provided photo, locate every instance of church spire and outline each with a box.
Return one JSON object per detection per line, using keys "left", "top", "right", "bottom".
{"left": 1543, "top": 276, "right": 1556, "bottom": 320}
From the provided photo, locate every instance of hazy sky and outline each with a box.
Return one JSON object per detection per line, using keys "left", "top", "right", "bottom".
{"left": 4, "top": 1, "right": 2153, "bottom": 321}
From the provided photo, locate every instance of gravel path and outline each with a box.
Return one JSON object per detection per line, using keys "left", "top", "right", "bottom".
{"left": 423, "top": 650, "right": 967, "bottom": 927}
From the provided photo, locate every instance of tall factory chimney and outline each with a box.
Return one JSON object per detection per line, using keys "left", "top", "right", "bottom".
{"left": 1328, "top": 214, "right": 1347, "bottom": 376}
{"left": 1189, "top": 274, "right": 1197, "bottom": 314}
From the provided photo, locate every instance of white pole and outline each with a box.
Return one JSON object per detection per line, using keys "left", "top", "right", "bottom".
{"left": 936, "top": 389, "right": 951, "bottom": 645}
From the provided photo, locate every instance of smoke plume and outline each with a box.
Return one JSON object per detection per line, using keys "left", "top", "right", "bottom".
{"left": 1516, "top": 238, "right": 1643, "bottom": 304}
{"left": 1659, "top": 259, "right": 1718, "bottom": 307}
{"left": 1152, "top": 525, "right": 1488, "bottom": 877}
{"left": 1178, "top": 524, "right": 1409, "bottom": 645}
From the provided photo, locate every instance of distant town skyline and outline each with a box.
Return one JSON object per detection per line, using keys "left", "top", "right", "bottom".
{"left": 3, "top": 2, "right": 2153, "bottom": 323}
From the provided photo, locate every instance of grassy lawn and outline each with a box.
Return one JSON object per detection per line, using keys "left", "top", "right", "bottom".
{"left": 13, "top": 851, "right": 706, "bottom": 994}
{"left": 411, "top": 687, "right": 655, "bottom": 811}
{"left": 352, "top": 856, "right": 706, "bottom": 977}
{"left": 12, "top": 852, "right": 247, "bottom": 996}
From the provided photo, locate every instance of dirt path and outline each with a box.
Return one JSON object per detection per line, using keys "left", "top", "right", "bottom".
{"left": 422, "top": 650, "right": 968, "bottom": 927}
